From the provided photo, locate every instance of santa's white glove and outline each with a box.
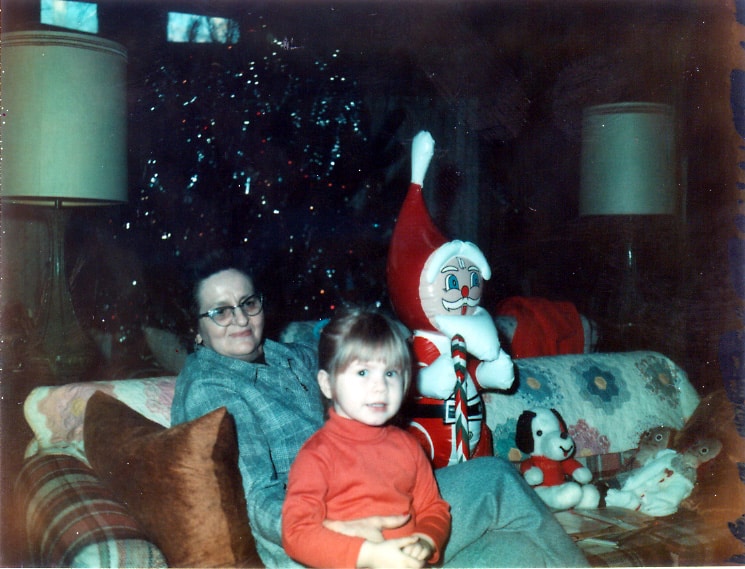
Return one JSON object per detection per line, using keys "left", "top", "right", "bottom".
{"left": 416, "top": 354, "right": 458, "bottom": 399}
{"left": 475, "top": 353, "right": 515, "bottom": 390}
{"left": 411, "top": 131, "right": 435, "bottom": 186}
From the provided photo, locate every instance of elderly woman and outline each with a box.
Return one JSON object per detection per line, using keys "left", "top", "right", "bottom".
{"left": 171, "top": 261, "right": 588, "bottom": 568}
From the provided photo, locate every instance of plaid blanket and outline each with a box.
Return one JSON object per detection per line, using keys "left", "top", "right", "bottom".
{"left": 16, "top": 454, "right": 167, "bottom": 568}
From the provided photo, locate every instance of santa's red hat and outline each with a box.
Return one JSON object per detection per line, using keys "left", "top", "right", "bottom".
{"left": 387, "top": 182, "right": 447, "bottom": 331}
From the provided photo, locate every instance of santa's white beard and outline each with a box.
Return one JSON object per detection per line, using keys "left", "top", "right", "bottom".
{"left": 430, "top": 307, "right": 501, "bottom": 362}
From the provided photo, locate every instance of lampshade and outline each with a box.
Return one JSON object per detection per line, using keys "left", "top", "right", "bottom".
{"left": 580, "top": 102, "right": 676, "bottom": 216}
{"left": 1, "top": 31, "right": 128, "bottom": 205}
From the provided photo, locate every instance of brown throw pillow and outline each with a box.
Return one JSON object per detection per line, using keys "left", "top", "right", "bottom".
{"left": 84, "top": 390, "right": 262, "bottom": 568}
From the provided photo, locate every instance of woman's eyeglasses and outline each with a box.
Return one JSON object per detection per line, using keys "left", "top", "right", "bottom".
{"left": 199, "top": 294, "right": 264, "bottom": 327}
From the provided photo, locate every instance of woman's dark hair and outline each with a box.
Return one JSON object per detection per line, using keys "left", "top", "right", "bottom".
{"left": 186, "top": 250, "right": 258, "bottom": 317}
{"left": 318, "top": 307, "right": 412, "bottom": 389}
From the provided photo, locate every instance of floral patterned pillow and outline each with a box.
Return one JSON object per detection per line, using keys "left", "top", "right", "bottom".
{"left": 23, "top": 376, "right": 176, "bottom": 462}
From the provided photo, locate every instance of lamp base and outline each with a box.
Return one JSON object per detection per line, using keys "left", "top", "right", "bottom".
{"left": 33, "top": 205, "right": 99, "bottom": 383}
{"left": 587, "top": 217, "right": 646, "bottom": 351}
{"left": 34, "top": 323, "right": 99, "bottom": 384}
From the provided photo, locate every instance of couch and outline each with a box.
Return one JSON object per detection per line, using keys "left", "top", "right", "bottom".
{"left": 15, "top": 325, "right": 745, "bottom": 566}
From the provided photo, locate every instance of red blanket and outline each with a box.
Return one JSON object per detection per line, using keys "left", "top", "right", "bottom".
{"left": 495, "top": 296, "right": 584, "bottom": 358}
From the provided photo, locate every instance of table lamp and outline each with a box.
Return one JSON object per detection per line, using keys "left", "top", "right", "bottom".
{"left": 580, "top": 102, "right": 678, "bottom": 342}
{"left": 1, "top": 31, "right": 128, "bottom": 382}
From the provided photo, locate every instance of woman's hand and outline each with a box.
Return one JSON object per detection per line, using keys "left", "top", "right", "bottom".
{"left": 357, "top": 537, "right": 426, "bottom": 568}
{"left": 323, "top": 514, "right": 410, "bottom": 543}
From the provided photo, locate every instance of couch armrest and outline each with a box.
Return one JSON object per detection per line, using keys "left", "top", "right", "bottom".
{"left": 16, "top": 453, "right": 167, "bottom": 568}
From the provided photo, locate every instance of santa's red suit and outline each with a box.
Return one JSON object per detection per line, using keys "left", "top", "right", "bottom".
{"left": 409, "top": 334, "right": 492, "bottom": 467}
{"left": 407, "top": 310, "right": 514, "bottom": 467}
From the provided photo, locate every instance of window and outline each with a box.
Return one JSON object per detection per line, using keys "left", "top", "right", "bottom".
{"left": 40, "top": 0, "right": 98, "bottom": 33}
{"left": 167, "top": 12, "right": 240, "bottom": 44}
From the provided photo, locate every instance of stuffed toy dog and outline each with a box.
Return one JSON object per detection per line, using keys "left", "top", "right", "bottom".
{"left": 516, "top": 407, "right": 600, "bottom": 510}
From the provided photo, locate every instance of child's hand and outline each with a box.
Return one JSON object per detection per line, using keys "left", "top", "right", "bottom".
{"left": 357, "top": 537, "right": 426, "bottom": 568}
{"left": 401, "top": 534, "right": 435, "bottom": 562}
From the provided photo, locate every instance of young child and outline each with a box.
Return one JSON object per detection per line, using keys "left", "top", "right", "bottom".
{"left": 282, "top": 308, "right": 451, "bottom": 569}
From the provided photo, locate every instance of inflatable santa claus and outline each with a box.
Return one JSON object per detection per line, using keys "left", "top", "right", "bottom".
{"left": 387, "top": 131, "right": 516, "bottom": 468}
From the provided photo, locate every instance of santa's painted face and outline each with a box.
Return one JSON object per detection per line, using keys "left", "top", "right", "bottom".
{"left": 420, "top": 255, "right": 484, "bottom": 323}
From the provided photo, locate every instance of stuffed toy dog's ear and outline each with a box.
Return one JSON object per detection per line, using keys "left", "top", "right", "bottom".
{"left": 550, "top": 408, "right": 568, "bottom": 434}
{"left": 516, "top": 410, "right": 536, "bottom": 454}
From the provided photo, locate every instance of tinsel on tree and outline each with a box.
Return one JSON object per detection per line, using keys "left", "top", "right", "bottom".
{"left": 113, "top": 29, "right": 410, "bottom": 336}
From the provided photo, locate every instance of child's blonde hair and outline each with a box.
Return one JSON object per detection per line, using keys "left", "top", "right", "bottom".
{"left": 318, "top": 307, "right": 412, "bottom": 389}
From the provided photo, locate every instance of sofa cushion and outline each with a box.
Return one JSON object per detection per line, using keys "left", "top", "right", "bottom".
{"left": 558, "top": 507, "right": 743, "bottom": 566}
{"left": 84, "top": 391, "right": 261, "bottom": 568}
{"left": 16, "top": 453, "right": 168, "bottom": 568}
